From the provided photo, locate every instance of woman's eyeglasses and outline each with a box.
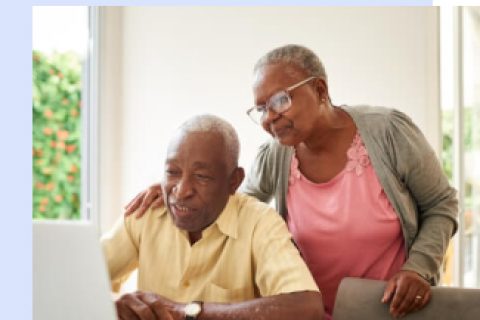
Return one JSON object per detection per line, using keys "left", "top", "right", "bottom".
{"left": 246, "top": 76, "right": 317, "bottom": 124}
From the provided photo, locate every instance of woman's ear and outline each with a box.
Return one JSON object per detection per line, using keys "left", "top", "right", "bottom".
{"left": 313, "top": 77, "right": 329, "bottom": 102}
{"left": 228, "top": 167, "right": 245, "bottom": 194}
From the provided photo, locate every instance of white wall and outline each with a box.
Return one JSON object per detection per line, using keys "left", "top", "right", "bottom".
{"left": 99, "top": 6, "right": 440, "bottom": 232}
{"left": 99, "top": 7, "right": 123, "bottom": 231}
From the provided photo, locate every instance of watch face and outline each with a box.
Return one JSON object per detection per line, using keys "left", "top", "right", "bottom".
{"left": 185, "top": 302, "right": 201, "bottom": 316}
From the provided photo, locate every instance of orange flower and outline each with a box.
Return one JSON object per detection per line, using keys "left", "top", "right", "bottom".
{"left": 62, "top": 98, "right": 69, "bottom": 106}
{"left": 50, "top": 140, "right": 56, "bottom": 148}
{"left": 66, "top": 144, "right": 76, "bottom": 153}
{"left": 56, "top": 141, "right": 65, "bottom": 150}
{"left": 70, "top": 164, "right": 78, "bottom": 173}
{"left": 35, "top": 182, "right": 44, "bottom": 190}
{"left": 67, "top": 175, "right": 74, "bottom": 182}
{"left": 48, "top": 68, "right": 55, "bottom": 75}
{"left": 56, "top": 130, "right": 69, "bottom": 140}
{"left": 46, "top": 182, "right": 55, "bottom": 191}
{"left": 57, "top": 72, "right": 64, "bottom": 79}
{"left": 43, "top": 108, "right": 53, "bottom": 119}
{"left": 40, "top": 198, "right": 49, "bottom": 205}
{"left": 43, "top": 127, "right": 53, "bottom": 136}
{"left": 54, "top": 195, "right": 63, "bottom": 203}
{"left": 39, "top": 205, "right": 46, "bottom": 213}
{"left": 70, "top": 108, "right": 78, "bottom": 117}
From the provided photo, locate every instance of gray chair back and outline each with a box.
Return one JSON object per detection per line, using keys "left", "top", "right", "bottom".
{"left": 332, "top": 277, "right": 480, "bottom": 319}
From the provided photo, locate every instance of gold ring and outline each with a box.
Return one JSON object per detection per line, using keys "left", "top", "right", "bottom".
{"left": 415, "top": 295, "right": 423, "bottom": 300}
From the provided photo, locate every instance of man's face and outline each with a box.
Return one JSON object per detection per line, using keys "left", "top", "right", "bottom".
{"left": 161, "top": 131, "right": 235, "bottom": 233}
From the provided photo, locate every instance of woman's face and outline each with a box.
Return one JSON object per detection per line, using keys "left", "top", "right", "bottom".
{"left": 253, "top": 63, "right": 325, "bottom": 146}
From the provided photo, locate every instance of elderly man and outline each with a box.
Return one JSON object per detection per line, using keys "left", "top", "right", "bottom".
{"left": 101, "top": 114, "right": 324, "bottom": 320}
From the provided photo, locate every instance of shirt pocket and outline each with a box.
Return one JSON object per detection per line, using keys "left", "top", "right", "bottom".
{"left": 203, "top": 283, "right": 253, "bottom": 303}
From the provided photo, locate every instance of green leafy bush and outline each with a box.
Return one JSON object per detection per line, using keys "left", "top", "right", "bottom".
{"left": 32, "top": 51, "right": 82, "bottom": 219}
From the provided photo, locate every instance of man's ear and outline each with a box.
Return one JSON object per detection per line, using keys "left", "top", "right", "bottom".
{"left": 228, "top": 167, "right": 245, "bottom": 194}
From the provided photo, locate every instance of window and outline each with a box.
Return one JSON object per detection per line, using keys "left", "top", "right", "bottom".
{"left": 32, "top": 6, "right": 98, "bottom": 221}
{"left": 441, "top": 6, "right": 480, "bottom": 288}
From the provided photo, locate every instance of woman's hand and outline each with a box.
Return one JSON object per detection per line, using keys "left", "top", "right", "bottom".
{"left": 124, "top": 183, "right": 164, "bottom": 218}
{"left": 382, "top": 270, "right": 431, "bottom": 318}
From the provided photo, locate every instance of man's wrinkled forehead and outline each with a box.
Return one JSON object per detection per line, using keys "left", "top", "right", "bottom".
{"left": 165, "top": 130, "right": 226, "bottom": 164}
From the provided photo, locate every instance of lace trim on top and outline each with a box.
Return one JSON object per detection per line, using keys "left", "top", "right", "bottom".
{"left": 290, "top": 132, "right": 370, "bottom": 185}
{"left": 345, "top": 132, "right": 370, "bottom": 176}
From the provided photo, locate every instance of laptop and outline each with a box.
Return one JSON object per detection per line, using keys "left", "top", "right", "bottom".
{"left": 33, "top": 220, "right": 117, "bottom": 320}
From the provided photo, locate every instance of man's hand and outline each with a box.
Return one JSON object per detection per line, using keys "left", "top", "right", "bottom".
{"left": 115, "top": 291, "right": 183, "bottom": 320}
{"left": 381, "top": 270, "right": 431, "bottom": 318}
{"left": 124, "top": 183, "right": 164, "bottom": 218}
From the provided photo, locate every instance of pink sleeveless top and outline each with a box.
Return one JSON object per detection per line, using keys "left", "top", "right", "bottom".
{"left": 286, "top": 133, "right": 406, "bottom": 318}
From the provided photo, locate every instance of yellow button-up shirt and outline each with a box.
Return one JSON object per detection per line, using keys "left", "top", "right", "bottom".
{"left": 102, "top": 193, "right": 318, "bottom": 303}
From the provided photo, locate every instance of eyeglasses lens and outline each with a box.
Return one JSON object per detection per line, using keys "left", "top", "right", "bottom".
{"left": 248, "top": 91, "right": 292, "bottom": 124}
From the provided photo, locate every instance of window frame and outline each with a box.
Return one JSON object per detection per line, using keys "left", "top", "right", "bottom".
{"left": 442, "top": 6, "right": 480, "bottom": 287}
{"left": 81, "top": 6, "right": 100, "bottom": 230}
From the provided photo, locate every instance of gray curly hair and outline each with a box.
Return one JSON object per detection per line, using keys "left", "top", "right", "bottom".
{"left": 178, "top": 114, "right": 240, "bottom": 169}
{"left": 253, "top": 44, "right": 328, "bottom": 82}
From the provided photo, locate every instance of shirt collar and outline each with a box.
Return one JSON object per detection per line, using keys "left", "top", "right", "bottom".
{"left": 212, "top": 195, "right": 238, "bottom": 239}
{"left": 157, "top": 206, "right": 168, "bottom": 218}
{"left": 157, "top": 194, "right": 238, "bottom": 239}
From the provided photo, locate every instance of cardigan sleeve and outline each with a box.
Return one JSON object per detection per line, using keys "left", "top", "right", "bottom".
{"left": 387, "top": 109, "right": 458, "bottom": 283}
{"left": 241, "top": 141, "right": 276, "bottom": 204}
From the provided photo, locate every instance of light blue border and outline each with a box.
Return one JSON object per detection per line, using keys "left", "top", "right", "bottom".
{"left": 0, "top": 2, "right": 32, "bottom": 318}
{"left": 33, "top": 0, "right": 433, "bottom": 5}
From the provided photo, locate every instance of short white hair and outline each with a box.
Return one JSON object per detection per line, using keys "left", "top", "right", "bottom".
{"left": 254, "top": 44, "right": 328, "bottom": 82}
{"left": 178, "top": 114, "right": 240, "bottom": 168}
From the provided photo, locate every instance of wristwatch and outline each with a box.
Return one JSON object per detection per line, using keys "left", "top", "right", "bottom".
{"left": 184, "top": 301, "right": 202, "bottom": 320}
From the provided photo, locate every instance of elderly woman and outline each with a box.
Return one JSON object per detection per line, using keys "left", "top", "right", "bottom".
{"left": 125, "top": 44, "right": 458, "bottom": 319}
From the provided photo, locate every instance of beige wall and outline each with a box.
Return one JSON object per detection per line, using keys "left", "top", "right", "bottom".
{"left": 99, "top": 6, "right": 440, "bottom": 232}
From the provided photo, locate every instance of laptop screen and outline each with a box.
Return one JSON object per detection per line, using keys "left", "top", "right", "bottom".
{"left": 33, "top": 220, "right": 117, "bottom": 320}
